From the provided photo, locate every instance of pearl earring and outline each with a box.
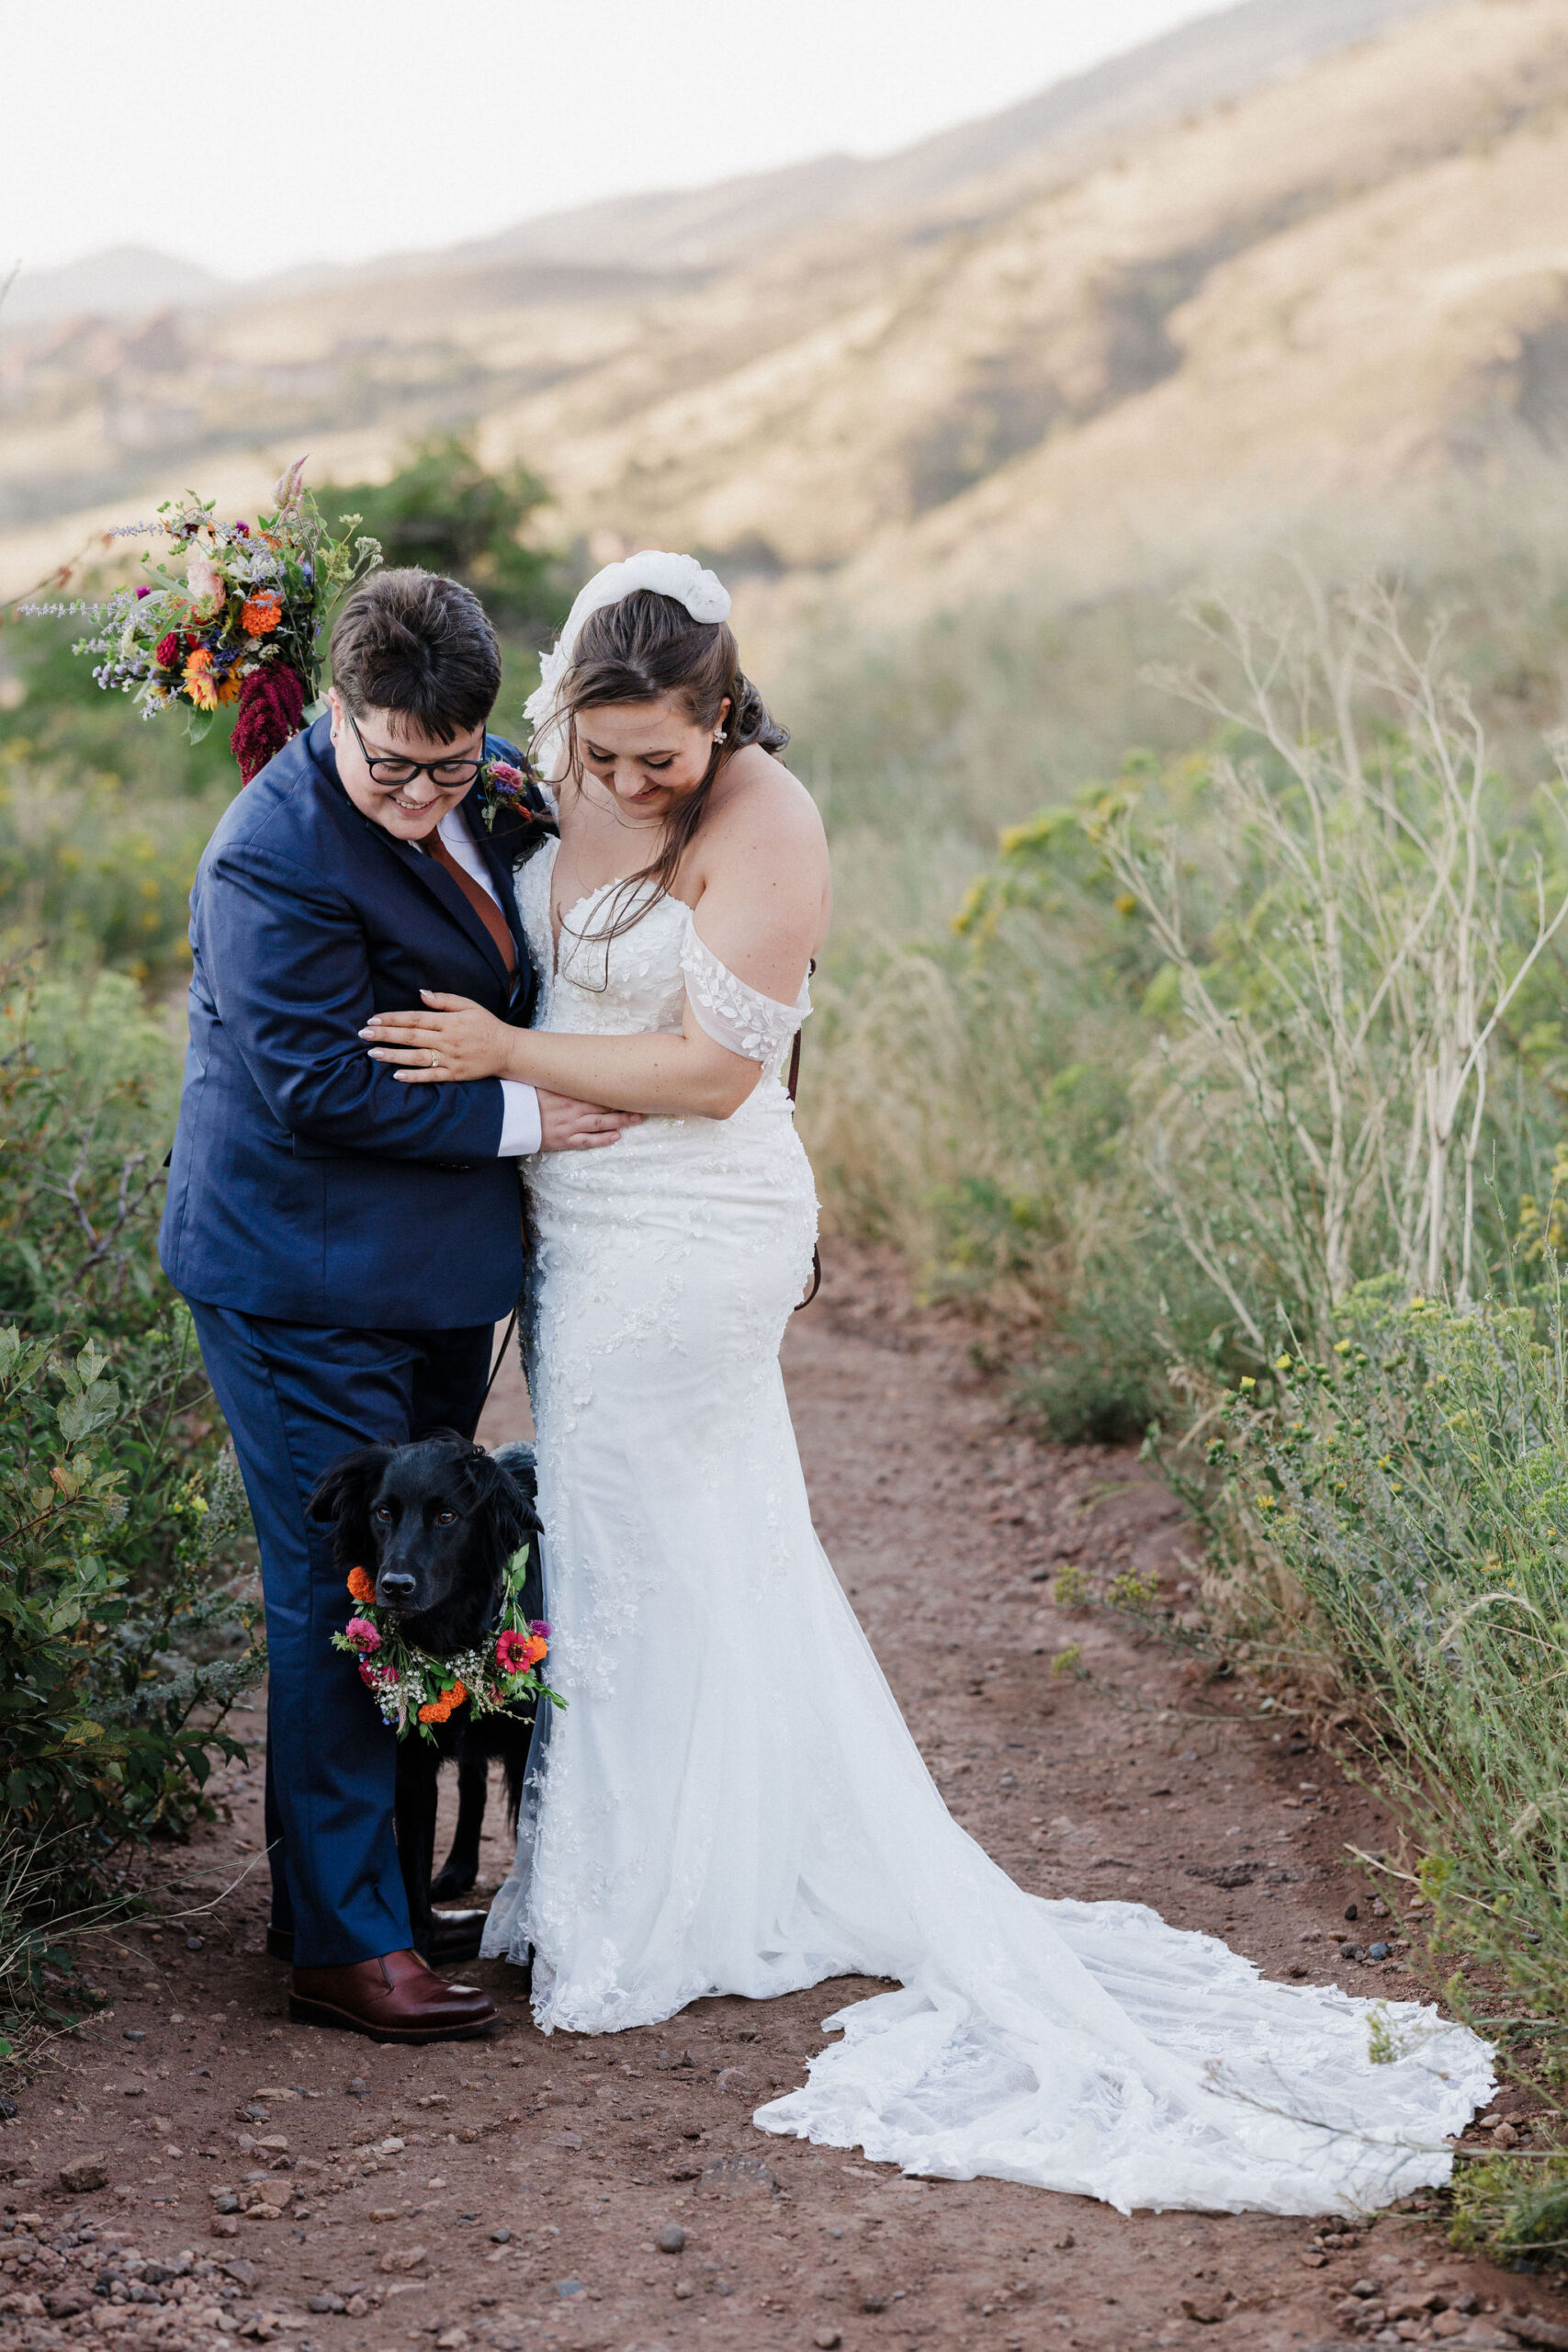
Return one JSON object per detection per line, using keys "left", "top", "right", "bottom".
{"left": 713, "top": 728, "right": 728, "bottom": 743}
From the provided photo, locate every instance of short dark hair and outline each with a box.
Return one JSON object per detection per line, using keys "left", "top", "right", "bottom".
{"left": 329, "top": 568, "right": 501, "bottom": 742}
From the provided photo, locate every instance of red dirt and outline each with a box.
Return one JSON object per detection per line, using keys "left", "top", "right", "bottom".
{"left": 3, "top": 1247, "right": 1563, "bottom": 2352}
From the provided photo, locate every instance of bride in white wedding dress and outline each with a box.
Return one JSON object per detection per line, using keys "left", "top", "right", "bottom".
{"left": 364, "top": 552, "right": 1492, "bottom": 2216}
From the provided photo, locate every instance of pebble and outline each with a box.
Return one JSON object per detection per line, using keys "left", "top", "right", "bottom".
{"left": 489, "top": 2227, "right": 511, "bottom": 2245}
{"left": 58, "top": 2157, "right": 108, "bottom": 2195}
{"left": 186, "top": 1936, "right": 204, "bottom": 1953}
{"left": 656, "top": 2225, "right": 685, "bottom": 2254}
{"left": 1345, "top": 1903, "right": 1359, "bottom": 1921}
{"left": 1367, "top": 1941, "right": 1392, "bottom": 1961}
{"left": 814, "top": 2332, "right": 841, "bottom": 2350}
{"left": 347, "top": 2079, "right": 367, "bottom": 2099}
{"left": 122, "top": 2030, "right": 146, "bottom": 2043}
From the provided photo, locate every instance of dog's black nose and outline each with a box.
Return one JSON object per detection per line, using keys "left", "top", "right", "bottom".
{"left": 377, "top": 1572, "right": 417, "bottom": 1608}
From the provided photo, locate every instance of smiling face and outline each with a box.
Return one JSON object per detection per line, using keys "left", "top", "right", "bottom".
{"left": 329, "top": 688, "right": 489, "bottom": 842}
{"left": 572, "top": 692, "right": 731, "bottom": 828}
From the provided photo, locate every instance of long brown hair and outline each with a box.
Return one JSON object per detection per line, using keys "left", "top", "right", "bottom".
{"left": 547, "top": 588, "right": 788, "bottom": 963}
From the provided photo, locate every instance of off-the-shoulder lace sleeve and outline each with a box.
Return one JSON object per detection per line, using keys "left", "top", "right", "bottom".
{"left": 680, "top": 919, "right": 810, "bottom": 1079}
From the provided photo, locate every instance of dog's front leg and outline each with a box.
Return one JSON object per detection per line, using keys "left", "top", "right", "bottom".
{"left": 432, "top": 1750, "right": 489, "bottom": 1902}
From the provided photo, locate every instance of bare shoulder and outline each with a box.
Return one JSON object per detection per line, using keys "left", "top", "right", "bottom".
{"left": 705, "top": 745, "right": 827, "bottom": 864}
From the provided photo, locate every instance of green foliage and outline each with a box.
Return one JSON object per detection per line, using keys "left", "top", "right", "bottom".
{"left": 0, "top": 960, "right": 258, "bottom": 1897}
{"left": 324, "top": 434, "right": 568, "bottom": 631}
{"left": 1200, "top": 1280, "right": 1568, "bottom": 2010}
{"left": 0, "top": 733, "right": 224, "bottom": 981}
{"left": 1450, "top": 2152, "right": 1568, "bottom": 2264}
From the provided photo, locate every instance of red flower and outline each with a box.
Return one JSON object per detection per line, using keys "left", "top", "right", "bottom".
{"left": 155, "top": 632, "right": 182, "bottom": 669}
{"left": 232, "top": 663, "right": 306, "bottom": 785}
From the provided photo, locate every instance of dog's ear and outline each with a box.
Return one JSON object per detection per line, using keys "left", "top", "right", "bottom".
{"left": 308, "top": 1444, "right": 394, "bottom": 1564}
{"left": 460, "top": 1447, "right": 536, "bottom": 1560}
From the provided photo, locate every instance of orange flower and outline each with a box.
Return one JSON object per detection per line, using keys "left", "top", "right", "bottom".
{"left": 184, "top": 647, "right": 218, "bottom": 711}
{"left": 346, "top": 1566, "right": 376, "bottom": 1604}
{"left": 418, "top": 1698, "right": 445, "bottom": 1724}
{"left": 218, "top": 670, "right": 244, "bottom": 705}
{"left": 241, "top": 592, "right": 283, "bottom": 637}
{"left": 444, "top": 1680, "right": 467, "bottom": 1711}
{"left": 519, "top": 1634, "right": 547, "bottom": 1668}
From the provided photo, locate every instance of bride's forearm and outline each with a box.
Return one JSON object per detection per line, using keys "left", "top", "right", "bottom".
{"left": 364, "top": 994, "right": 764, "bottom": 1119}
{"left": 496, "top": 1027, "right": 761, "bottom": 1120}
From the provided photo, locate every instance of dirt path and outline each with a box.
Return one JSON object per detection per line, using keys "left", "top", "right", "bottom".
{"left": 3, "top": 1250, "right": 1562, "bottom": 2352}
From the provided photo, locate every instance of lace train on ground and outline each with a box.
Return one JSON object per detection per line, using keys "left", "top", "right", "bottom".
{"left": 479, "top": 840, "right": 1492, "bottom": 2215}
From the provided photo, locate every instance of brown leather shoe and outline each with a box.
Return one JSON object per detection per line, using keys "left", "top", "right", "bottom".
{"left": 289, "top": 1949, "right": 497, "bottom": 2042}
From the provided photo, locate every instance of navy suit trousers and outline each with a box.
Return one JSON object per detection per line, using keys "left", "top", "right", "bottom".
{"left": 186, "top": 1303, "right": 492, "bottom": 1968}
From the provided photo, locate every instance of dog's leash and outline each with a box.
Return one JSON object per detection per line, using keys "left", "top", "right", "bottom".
{"left": 482, "top": 1304, "right": 521, "bottom": 1412}
{"left": 789, "top": 962, "right": 821, "bottom": 1313}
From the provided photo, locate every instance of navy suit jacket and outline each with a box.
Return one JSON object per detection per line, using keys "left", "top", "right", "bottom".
{"left": 159, "top": 716, "right": 554, "bottom": 1329}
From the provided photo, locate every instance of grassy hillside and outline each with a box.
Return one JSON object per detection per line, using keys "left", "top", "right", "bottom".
{"left": 9, "top": 0, "right": 1562, "bottom": 617}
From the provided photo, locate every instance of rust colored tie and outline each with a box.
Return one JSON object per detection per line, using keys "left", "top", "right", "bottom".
{"left": 426, "top": 832, "right": 516, "bottom": 976}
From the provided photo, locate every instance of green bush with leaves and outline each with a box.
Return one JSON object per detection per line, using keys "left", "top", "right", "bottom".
{"left": 1193, "top": 1278, "right": 1568, "bottom": 2011}
{"left": 0, "top": 960, "right": 258, "bottom": 1883}
{"left": 324, "top": 433, "right": 567, "bottom": 632}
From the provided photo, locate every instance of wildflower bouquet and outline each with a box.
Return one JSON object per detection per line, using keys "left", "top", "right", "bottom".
{"left": 332, "top": 1549, "right": 560, "bottom": 1746}
{"left": 59, "top": 458, "right": 380, "bottom": 782}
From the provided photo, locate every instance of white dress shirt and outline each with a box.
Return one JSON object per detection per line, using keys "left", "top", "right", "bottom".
{"left": 435, "top": 808, "right": 542, "bottom": 1158}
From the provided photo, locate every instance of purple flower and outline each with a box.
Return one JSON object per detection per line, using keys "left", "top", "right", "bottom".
{"left": 135, "top": 585, "right": 152, "bottom": 599}
{"left": 530, "top": 1619, "right": 551, "bottom": 1638}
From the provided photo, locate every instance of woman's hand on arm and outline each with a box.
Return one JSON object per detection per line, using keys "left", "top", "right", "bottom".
{"left": 362, "top": 992, "right": 524, "bottom": 1081}
{"left": 366, "top": 993, "right": 763, "bottom": 1119}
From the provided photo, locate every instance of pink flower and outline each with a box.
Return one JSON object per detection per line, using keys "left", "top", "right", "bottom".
{"left": 186, "top": 549, "right": 224, "bottom": 615}
{"left": 487, "top": 760, "right": 525, "bottom": 791}
{"left": 344, "top": 1615, "right": 381, "bottom": 1654}
{"left": 495, "top": 1629, "right": 529, "bottom": 1675}
{"left": 530, "top": 1619, "right": 550, "bottom": 1638}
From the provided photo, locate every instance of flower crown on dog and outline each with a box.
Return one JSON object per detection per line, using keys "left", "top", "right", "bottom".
{"left": 333, "top": 1546, "right": 561, "bottom": 1744}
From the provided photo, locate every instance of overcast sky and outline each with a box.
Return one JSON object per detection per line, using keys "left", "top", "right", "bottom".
{"left": 9, "top": 0, "right": 1219, "bottom": 282}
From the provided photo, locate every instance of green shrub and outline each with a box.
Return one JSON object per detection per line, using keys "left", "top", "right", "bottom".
{"left": 0, "top": 959, "right": 258, "bottom": 1903}
{"left": 1199, "top": 1278, "right": 1568, "bottom": 2011}
{"left": 1450, "top": 2151, "right": 1568, "bottom": 2266}
{"left": 323, "top": 434, "right": 568, "bottom": 632}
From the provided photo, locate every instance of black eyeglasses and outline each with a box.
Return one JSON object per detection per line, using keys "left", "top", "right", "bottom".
{"left": 344, "top": 706, "right": 487, "bottom": 788}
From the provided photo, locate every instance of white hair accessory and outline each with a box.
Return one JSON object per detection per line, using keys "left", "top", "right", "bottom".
{"left": 523, "top": 550, "right": 731, "bottom": 782}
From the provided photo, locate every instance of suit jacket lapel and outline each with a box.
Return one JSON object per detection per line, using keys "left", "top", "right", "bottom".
{"left": 389, "top": 833, "right": 514, "bottom": 992}
{"left": 459, "top": 784, "right": 528, "bottom": 972}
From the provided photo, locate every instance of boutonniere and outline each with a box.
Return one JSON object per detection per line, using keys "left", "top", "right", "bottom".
{"left": 478, "top": 755, "right": 548, "bottom": 832}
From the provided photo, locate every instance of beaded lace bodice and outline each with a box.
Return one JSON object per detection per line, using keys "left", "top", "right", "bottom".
{"left": 514, "top": 839, "right": 808, "bottom": 1085}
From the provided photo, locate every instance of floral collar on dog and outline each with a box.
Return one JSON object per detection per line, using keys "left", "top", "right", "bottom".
{"left": 333, "top": 1547, "right": 560, "bottom": 1743}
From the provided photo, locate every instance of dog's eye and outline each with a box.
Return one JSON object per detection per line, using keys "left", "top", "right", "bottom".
{"left": 374, "top": 1505, "right": 392, "bottom": 1521}
{"left": 436, "top": 1510, "right": 457, "bottom": 1525}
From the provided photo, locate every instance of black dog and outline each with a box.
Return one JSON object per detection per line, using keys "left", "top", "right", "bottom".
{"left": 309, "top": 1432, "right": 544, "bottom": 1964}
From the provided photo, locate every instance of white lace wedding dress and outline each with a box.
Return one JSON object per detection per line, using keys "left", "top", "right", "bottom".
{"left": 480, "top": 837, "right": 1492, "bottom": 2215}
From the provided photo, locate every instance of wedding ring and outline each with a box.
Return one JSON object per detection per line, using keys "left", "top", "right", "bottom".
{"left": 428, "top": 1049, "right": 440, "bottom": 1069}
